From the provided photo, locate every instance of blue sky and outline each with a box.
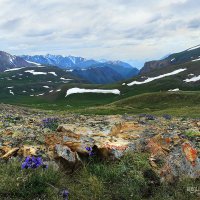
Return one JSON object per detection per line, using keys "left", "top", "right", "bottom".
{"left": 0, "top": 0, "right": 199, "bottom": 68}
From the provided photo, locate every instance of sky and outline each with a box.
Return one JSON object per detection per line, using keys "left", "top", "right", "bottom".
{"left": 0, "top": 0, "right": 200, "bottom": 68}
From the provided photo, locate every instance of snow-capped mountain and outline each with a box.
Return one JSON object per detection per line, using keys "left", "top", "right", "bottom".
{"left": 0, "top": 51, "right": 34, "bottom": 72}
{"left": 20, "top": 54, "right": 139, "bottom": 81}
{"left": 21, "top": 54, "right": 137, "bottom": 70}
{"left": 21, "top": 54, "right": 87, "bottom": 69}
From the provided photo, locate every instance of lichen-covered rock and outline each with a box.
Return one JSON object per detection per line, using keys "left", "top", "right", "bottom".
{"left": 54, "top": 144, "right": 82, "bottom": 171}
{"left": 1, "top": 147, "right": 19, "bottom": 159}
{"left": 0, "top": 104, "right": 199, "bottom": 181}
{"left": 160, "top": 143, "right": 200, "bottom": 181}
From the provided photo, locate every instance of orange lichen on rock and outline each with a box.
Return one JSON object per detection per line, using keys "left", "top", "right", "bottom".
{"left": 147, "top": 140, "right": 164, "bottom": 156}
{"left": 104, "top": 143, "right": 128, "bottom": 151}
{"left": 147, "top": 134, "right": 170, "bottom": 157}
{"left": 182, "top": 142, "right": 198, "bottom": 167}
{"left": 62, "top": 132, "right": 81, "bottom": 140}
{"left": 62, "top": 142, "right": 81, "bottom": 152}
{"left": 165, "top": 138, "right": 171, "bottom": 144}
{"left": 4, "top": 129, "right": 13, "bottom": 136}
{"left": 45, "top": 134, "right": 61, "bottom": 146}
{"left": 110, "top": 122, "right": 144, "bottom": 139}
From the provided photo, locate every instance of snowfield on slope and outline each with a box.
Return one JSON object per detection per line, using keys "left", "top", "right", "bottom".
{"left": 4, "top": 67, "right": 25, "bottom": 72}
{"left": 184, "top": 75, "right": 200, "bottom": 82}
{"left": 187, "top": 45, "right": 200, "bottom": 51}
{"left": 65, "top": 88, "right": 120, "bottom": 97}
{"left": 24, "top": 70, "right": 58, "bottom": 76}
{"left": 192, "top": 58, "right": 200, "bottom": 62}
{"left": 26, "top": 60, "right": 41, "bottom": 66}
{"left": 127, "top": 68, "right": 187, "bottom": 86}
{"left": 168, "top": 88, "right": 180, "bottom": 92}
{"left": 25, "top": 70, "right": 47, "bottom": 75}
{"left": 48, "top": 72, "right": 57, "bottom": 76}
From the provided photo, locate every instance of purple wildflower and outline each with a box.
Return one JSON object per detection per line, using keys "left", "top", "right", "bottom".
{"left": 62, "top": 190, "right": 69, "bottom": 200}
{"left": 86, "top": 146, "right": 95, "bottom": 156}
{"left": 163, "top": 114, "right": 172, "bottom": 120}
{"left": 21, "top": 156, "right": 47, "bottom": 169}
{"left": 86, "top": 147, "right": 92, "bottom": 151}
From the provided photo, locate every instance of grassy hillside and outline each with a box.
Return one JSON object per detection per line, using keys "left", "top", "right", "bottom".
{"left": 0, "top": 59, "right": 199, "bottom": 116}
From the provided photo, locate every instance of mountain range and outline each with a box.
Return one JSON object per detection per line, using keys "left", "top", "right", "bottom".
{"left": 0, "top": 44, "right": 199, "bottom": 109}
{"left": 21, "top": 54, "right": 139, "bottom": 83}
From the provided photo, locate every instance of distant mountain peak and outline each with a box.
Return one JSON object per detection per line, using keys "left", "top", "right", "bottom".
{"left": 0, "top": 51, "right": 34, "bottom": 72}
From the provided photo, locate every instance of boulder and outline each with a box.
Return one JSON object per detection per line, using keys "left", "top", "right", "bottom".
{"left": 54, "top": 144, "right": 82, "bottom": 172}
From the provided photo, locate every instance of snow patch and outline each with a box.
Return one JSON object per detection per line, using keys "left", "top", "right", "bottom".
{"left": 168, "top": 88, "right": 180, "bottom": 92}
{"left": 60, "top": 77, "right": 72, "bottom": 81}
{"left": 187, "top": 45, "right": 200, "bottom": 51}
{"left": 184, "top": 75, "right": 200, "bottom": 82}
{"left": 9, "top": 90, "right": 14, "bottom": 95}
{"left": 65, "top": 88, "right": 120, "bottom": 97}
{"left": 48, "top": 72, "right": 57, "bottom": 76}
{"left": 4, "top": 67, "right": 24, "bottom": 72}
{"left": 43, "top": 86, "right": 50, "bottom": 88}
{"left": 192, "top": 58, "right": 200, "bottom": 62}
{"left": 56, "top": 89, "right": 61, "bottom": 92}
{"left": 127, "top": 68, "right": 187, "bottom": 86}
{"left": 25, "top": 70, "right": 47, "bottom": 75}
{"left": 26, "top": 60, "right": 41, "bottom": 66}
{"left": 36, "top": 93, "right": 44, "bottom": 96}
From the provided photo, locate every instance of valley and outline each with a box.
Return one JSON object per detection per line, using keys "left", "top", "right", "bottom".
{"left": 0, "top": 46, "right": 200, "bottom": 117}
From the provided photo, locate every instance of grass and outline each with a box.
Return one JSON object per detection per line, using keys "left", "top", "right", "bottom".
{"left": 71, "top": 91, "right": 200, "bottom": 117}
{"left": 1, "top": 91, "right": 200, "bottom": 118}
{"left": 0, "top": 152, "right": 199, "bottom": 200}
{"left": 0, "top": 158, "right": 61, "bottom": 199}
{"left": 184, "top": 130, "right": 200, "bottom": 138}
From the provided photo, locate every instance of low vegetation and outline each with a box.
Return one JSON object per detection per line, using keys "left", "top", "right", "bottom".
{"left": 0, "top": 152, "right": 199, "bottom": 200}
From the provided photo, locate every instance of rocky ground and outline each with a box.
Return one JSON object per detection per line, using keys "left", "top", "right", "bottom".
{"left": 0, "top": 103, "right": 200, "bottom": 187}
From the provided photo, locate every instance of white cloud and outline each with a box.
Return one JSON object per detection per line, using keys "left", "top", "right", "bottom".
{"left": 0, "top": 0, "right": 199, "bottom": 66}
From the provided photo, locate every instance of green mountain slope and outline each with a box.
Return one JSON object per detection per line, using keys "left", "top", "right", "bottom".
{"left": 140, "top": 44, "right": 200, "bottom": 74}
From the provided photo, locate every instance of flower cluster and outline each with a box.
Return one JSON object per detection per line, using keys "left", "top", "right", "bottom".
{"left": 145, "top": 114, "right": 156, "bottom": 120}
{"left": 163, "top": 114, "right": 172, "bottom": 120}
{"left": 138, "top": 114, "right": 156, "bottom": 120}
{"left": 42, "top": 117, "right": 59, "bottom": 131}
{"left": 21, "top": 156, "right": 47, "bottom": 169}
{"left": 61, "top": 189, "right": 69, "bottom": 200}
{"left": 86, "top": 147, "right": 95, "bottom": 156}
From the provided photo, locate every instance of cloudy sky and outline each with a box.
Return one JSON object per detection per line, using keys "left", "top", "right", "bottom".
{"left": 0, "top": 0, "right": 199, "bottom": 67}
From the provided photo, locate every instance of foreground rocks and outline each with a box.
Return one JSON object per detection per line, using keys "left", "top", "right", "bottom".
{"left": 0, "top": 104, "right": 199, "bottom": 182}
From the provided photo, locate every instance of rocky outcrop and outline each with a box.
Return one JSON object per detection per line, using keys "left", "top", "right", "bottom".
{"left": 139, "top": 60, "right": 171, "bottom": 75}
{"left": 0, "top": 104, "right": 199, "bottom": 181}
